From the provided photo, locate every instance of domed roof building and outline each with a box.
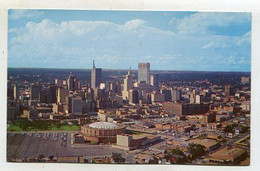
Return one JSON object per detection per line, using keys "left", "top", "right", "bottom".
{"left": 89, "top": 122, "right": 119, "bottom": 130}
{"left": 81, "top": 122, "right": 126, "bottom": 144}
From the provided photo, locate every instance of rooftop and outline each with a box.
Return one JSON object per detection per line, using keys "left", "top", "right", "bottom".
{"left": 89, "top": 122, "right": 119, "bottom": 130}
{"left": 188, "top": 138, "right": 219, "bottom": 150}
{"left": 209, "top": 146, "right": 246, "bottom": 160}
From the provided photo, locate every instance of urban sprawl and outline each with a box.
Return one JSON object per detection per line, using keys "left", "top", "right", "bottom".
{"left": 7, "top": 62, "right": 250, "bottom": 165}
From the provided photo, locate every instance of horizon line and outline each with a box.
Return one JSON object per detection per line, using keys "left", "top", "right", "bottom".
{"left": 7, "top": 67, "right": 251, "bottom": 73}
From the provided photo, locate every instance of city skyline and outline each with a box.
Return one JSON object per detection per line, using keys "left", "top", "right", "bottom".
{"left": 8, "top": 10, "right": 251, "bottom": 72}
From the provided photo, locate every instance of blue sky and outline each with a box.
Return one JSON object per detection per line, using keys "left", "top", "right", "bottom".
{"left": 8, "top": 10, "right": 251, "bottom": 71}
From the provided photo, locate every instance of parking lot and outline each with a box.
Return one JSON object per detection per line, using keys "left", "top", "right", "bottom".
{"left": 7, "top": 132, "right": 120, "bottom": 159}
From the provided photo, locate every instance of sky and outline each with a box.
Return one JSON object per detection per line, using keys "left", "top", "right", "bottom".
{"left": 8, "top": 10, "right": 251, "bottom": 71}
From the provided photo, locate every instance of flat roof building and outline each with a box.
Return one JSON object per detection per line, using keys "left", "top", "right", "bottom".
{"left": 138, "top": 63, "right": 150, "bottom": 84}
{"left": 207, "top": 146, "right": 246, "bottom": 164}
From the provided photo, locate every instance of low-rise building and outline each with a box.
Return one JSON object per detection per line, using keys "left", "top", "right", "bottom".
{"left": 155, "top": 123, "right": 171, "bottom": 131}
{"left": 207, "top": 146, "right": 246, "bottom": 164}
{"left": 113, "top": 134, "right": 161, "bottom": 150}
{"left": 187, "top": 138, "right": 220, "bottom": 152}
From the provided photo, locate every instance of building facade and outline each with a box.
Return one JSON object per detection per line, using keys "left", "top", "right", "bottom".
{"left": 91, "top": 61, "right": 102, "bottom": 89}
{"left": 81, "top": 122, "right": 126, "bottom": 144}
{"left": 138, "top": 63, "right": 150, "bottom": 84}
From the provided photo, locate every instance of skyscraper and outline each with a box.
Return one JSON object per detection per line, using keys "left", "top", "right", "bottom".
{"left": 71, "top": 96, "right": 83, "bottom": 115}
{"left": 122, "top": 67, "right": 133, "bottom": 100}
{"left": 171, "top": 89, "right": 182, "bottom": 101}
{"left": 13, "top": 84, "right": 19, "bottom": 100}
{"left": 67, "top": 72, "right": 78, "bottom": 91}
{"left": 49, "top": 84, "right": 57, "bottom": 103}
{"left": 161, "top": 89, "right": 172, "bottom": 101}
{"left": 57, "top": 87, "right": 69, "bottom": 104}
{"left": 138, "top": 63, "right": 150, "bottom": 84}
{"left": 195, "top": 94, "right": 201, "bottom": 104}
{"left": 54, "top": 78, "right": 63, "bottom": 87}
{"left": 129, "top": 89, "right": 139, "bottom": 104}
{"left": 189, "top": 89, "right": 197, "bottom": 104}
{"left": 91, "top": 60, "right": 102, "bottom": 89}
{"left": 224, "top": 85, "right": 231, "bottom": 97}
{"left": 30, "top": 83, "right": 41, "bottom": 100}
{"left": 150, "top": 74, "right": 159, "bottom": 90}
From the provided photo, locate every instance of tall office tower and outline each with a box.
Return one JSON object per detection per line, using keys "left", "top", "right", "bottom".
{"left": 122, "top": 68, "right": 133, "bottom": 100}
{"left": 54, "top": 78, "right": 63, "bottom": 87}
{"left": 49, "top": 84, "right": 57, "bottom": 103}
{"left": 67, "top": 72, "right": 78, "bottom": 91}
{"left": 7, "top": 88, "right": 14, "bottom": 100}
{"left": 138, "top": 63, "right": 150, "bottom": 84}
{"left": 65, "top": 96, "right": 72, "bottom": 113}
{"left": 161, "top": 89, "right": 172, "bottom": 101}
{"left": 57, "top": 87, "right": 69, "bottom": 104}
{"left": 151, "top": 91, "right": 165, "bottom": 103}
{"left": 224, "top": 85, "right": 231, "bottom": 97}
{"left": 94, "top": 87, "right": 102, "bottom": 100}
{"left": 129, "top": 89, "right": 139, "bottom": 104}
{"left": 189, "top": 89, "right": 197, "bottom": 104}
{"left": 30, "top": 83, "right": 41, "bottom": 100}
{"left": 71, "top": 96, "right": 82, "bottom": 114}
{"left": 116, "top": 81, "right": 122, "bottom": 95}
{"left": 13, "top": 84, "right": 19, "bottom": 100}
{"left": 195, "top": 94, "right": 201, "bottom": 104}
{"left": 77, "top": 81, "right": 82, "bottom": 90}
{"left": 150, "top": 74, "right": 159, "bottom": 90}
{"left": 109, "top": 82, "right": 117, "bottom": 93}
{"left": 171, "top": 89, "right": 182, "bottom": 101}
{"left": 85, "top": 88, "right": 94, "bottom": 101}
{"left": 91, "top": 60, "right": 102, "bottom": 89}
{"left": 7, "top": 101, "right": 20, "bottom": 121}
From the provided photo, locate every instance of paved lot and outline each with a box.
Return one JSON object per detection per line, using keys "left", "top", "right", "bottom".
{"left": 7, "top": 132, "right": 121, "bottom": 159}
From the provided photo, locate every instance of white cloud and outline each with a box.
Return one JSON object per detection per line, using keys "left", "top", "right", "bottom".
{"left": 123, "top": 19, "right": 146, "bottom": 31}
{"left": 169, "top": 18, "right": 177, "bottom": 25}
{"left": 176, "top": 12, "right": 251, "bottom": 34}
{"left": 8, "top": 16, "right": 251, "bottom": 71}
{"left": 9, "top": 10, "right": 44, "bottom": 20}
{"left": 237, "top": 31, "right": 251, "bottom": 45}
{"left": 202, "top": 42, "right": 215, "bottom": 49}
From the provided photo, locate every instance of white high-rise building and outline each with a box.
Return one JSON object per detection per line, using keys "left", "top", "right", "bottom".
{"left": 138, "top": 63, "right": 150, "bottom": 84}
{"left": 195, "top": 95, "right": 201, "bottom": 104}
{"left": 150, "top": 74, "right": 159, "bottom": 90}
{"left": 122, "top": 68, "right": 133, "bottom": 100}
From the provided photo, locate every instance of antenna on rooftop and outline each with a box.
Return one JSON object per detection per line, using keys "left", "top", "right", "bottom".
{"left": 93, "top": 60, "right": 95, "bottom": 68}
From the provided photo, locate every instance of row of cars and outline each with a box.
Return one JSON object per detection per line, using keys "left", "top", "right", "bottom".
{"left": 60, "top": 133, "right": 68, "bottom": 147}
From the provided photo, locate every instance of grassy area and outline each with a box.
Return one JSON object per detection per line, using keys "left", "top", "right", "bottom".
{"left": 7, "top": 125, "right": 23, "bottom": 132}
{"left": 7, "top": 119, "right": 81, "bottom": 132}
{"left": 8, "top": 125, "right": 80, "bottom": 132}
{"left": 50, "top": 125, "right": 80, "bottom": 131}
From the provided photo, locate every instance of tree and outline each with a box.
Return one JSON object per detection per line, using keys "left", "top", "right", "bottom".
{"left": 21, "top": 122, "right": 29, "bottom": 131}
{"left": 48, "top": 155, "right": 54, "bottom": 161}
{"left": 188, "top": 143, "right": 206, "bottom": 160}
{"left": 224, "top": 124, "right": 238, "bottom": 134}
{"left": 241, "top": 126, "right": 249, "bottom": 133}
{"left": 90, "top": 141, "right": 96, "bottom": 145}
{"left": 171, "top": 149, "right": 185, "bottom": 156}
{"left": 149, "top": 158, "right": 159, "bottom": 164}
{"left": 38, "top": 154, "right": 45, "bottom": 161}
{"left": 56, "top": 123, "right": 62, "bottom": 129}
